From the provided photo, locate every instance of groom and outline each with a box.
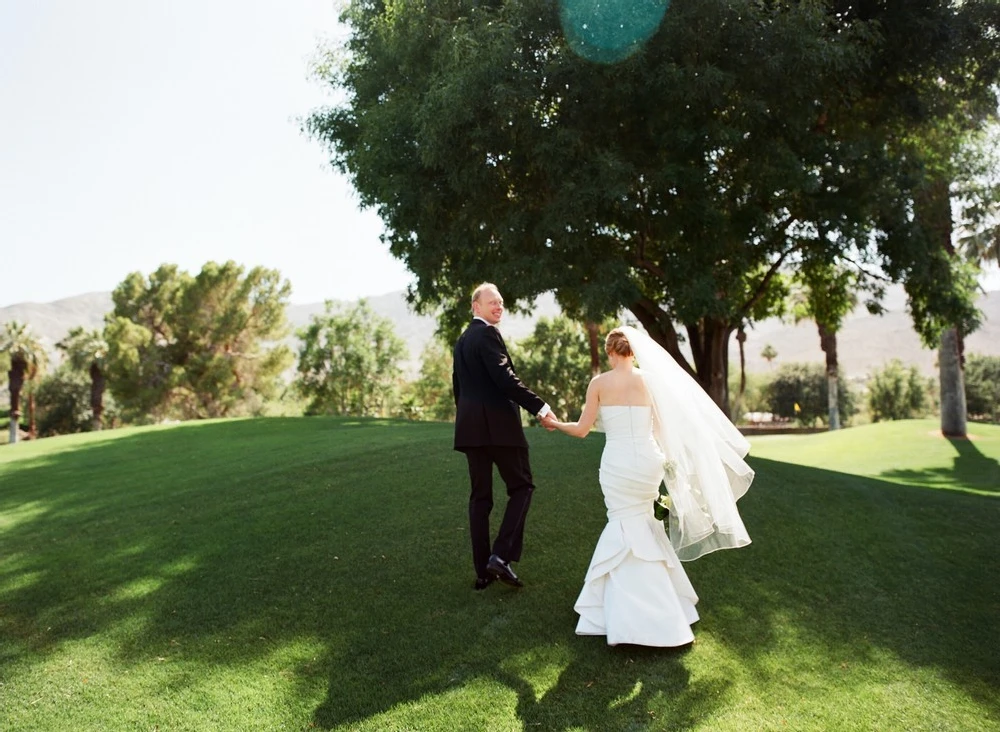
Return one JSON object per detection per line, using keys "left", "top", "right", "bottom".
{"left": 453, "top": 283, "right": 556, "bottom": 590}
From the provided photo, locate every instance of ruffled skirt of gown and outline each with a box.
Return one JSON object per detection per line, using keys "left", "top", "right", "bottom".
{"left": 574, "top": 407, "right": 699, "bottom": 647}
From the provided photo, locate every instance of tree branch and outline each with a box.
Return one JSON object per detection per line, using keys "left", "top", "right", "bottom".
{"left": 632, "top": 233, "right": 667, "bottom": 280}
{"left": 738, "top": 246, "right": 793, "bottom": 321}
{"left": 839, "top": 253, "right": 894, "bottom": 283}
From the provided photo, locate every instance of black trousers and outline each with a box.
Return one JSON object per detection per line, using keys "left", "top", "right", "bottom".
{"left": 464, "top": 445, "right": 535, "bottom": 579}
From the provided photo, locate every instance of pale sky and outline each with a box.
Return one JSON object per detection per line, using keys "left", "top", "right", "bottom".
{"left": 0, "top": 0, "right": 412, "bottom": 308}
{"left": 1, "top": 1, "right": 997, "bottom": 309}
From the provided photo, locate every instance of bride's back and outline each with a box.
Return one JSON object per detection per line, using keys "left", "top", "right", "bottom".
{"left": 598, "top": 368, "right": 652, "bottom": 407}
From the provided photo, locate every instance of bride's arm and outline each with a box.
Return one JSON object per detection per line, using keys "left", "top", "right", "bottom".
{"left": 551, "top": 377, "right": 600, "bottom": 438}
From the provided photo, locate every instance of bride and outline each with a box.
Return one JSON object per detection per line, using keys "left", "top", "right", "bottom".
{"left": 548, "top": 326, "right": 754, "bottom": 647}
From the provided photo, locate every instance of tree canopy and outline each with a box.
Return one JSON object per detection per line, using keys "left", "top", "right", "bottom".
{"left": 104, "top": 262, "right": 293, "bottom": 421}
{"left": 295, "top": 300, "right": 408, "bottom": 417}
{"left": 309, "top": 0, "right": 1000, "bottom": 415}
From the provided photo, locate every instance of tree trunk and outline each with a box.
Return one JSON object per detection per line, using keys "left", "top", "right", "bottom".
{"left": 939, "top": 326, "right": 967, "bottom": 437}
{"left": 915, "top": 175, "right": 967, "bottom": 438}
{"left": 818, "top": 324, "right": 840, "bottom": 430}
{"left": 91, "top": 362, "right": 105, "bottom": 430}
{"left": 628, "top": 298, "right": 698, "bottom": 378}
{"left": 628, "top": 300, "right": 733, "bottom": 418}
{"left": 585, "top": 321, "right": 601, "bottom": 378}
{"left": 8, "top": 362, "right": 24, "bottom": 445}
{"left": 27, "top": 392, "right": 36, "bottom": 440}
{"left": 736, "top": 327, "right": 747, "bottom": 412}
{"left": 708, "top": 324, "right": 732, "bottom": 417}
{"left": 686, "top": 318, "right": 733, "bottom": 418}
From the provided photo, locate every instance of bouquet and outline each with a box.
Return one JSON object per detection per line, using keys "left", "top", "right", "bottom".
{"left": 653, "top": 459, "right": 677, "bottom": 521}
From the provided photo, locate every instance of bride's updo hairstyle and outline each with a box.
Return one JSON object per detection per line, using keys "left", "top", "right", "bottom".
{"left": 605, "top": 329, "right": 633, "bottom": 359}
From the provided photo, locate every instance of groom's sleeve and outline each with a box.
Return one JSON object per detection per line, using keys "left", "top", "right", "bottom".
{"left": 480, "top": 329, "right": 546, "bottom": 415}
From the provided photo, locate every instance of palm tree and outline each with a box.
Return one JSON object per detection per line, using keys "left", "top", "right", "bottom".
{"left": 928, "top": 133, "right": 1000, "bottom": 438}
{"left": 956, "top": 126, "right": 1000, "bottom": 268}
{"left": 56, "top": 327, "right": 109, "bottom": 431}
{"left": 790, "top": 265, "right": 857, "bottom": 431}
{"left": 959, "top": 223, "right": 1000, "bottom": 268}
{"left": 944, "top": 184, "right": 1000, "bottom": 436}
{"left": 956, "top": 143, "right": 1000, "bottom": 273}
{"left": 1, "top": 321, "right": 48, "bottom": 444}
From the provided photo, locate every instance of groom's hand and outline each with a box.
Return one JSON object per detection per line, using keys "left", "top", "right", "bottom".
{"left": 540, "top": 413, "right": 559, "bottom": 431}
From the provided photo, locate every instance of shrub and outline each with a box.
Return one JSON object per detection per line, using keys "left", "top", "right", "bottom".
{"left": 867, "top": 359, "right": 931, "bottom": 422}
{"left": 764, "top": 362, "right": 856, "bottom": 426}
{"left": 729, "top": 370, "right": 775, "bottom": 423}
{"left": 34, "top": 367, "right": 96, "bottom": 436}
{"left": 965, "top": 354, "right": 1000, "bottom": 423}
{"left": 398, "top": 339, "right": 456, "bottom": 422}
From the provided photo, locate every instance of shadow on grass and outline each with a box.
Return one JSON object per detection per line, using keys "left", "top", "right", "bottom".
{"left": 305, "top": 432, "right": 721, "bottom": 730}
{"left": 700, "top": 456, "right": 1000, "bottom": 718}
{"left": 310, "top": 614, "right": 709, "bottom": 730}
{"left": 878, "top": 435, "right": 1000, "bottom": 494}
{"left": 0, "top": 419, "right": 719, "bottom": 729}
{"left": 1, "top": 419, "right": 998, "bottom": 729}
{"left": 305, "top": 450, "right": 1000, "bottom": 728}
{"left": 0, "top": 417, "right": 451, "bottom": 665}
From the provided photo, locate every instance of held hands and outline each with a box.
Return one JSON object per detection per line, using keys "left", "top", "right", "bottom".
{"left": 540, "top": 412, "right": 560, "bottom": 431}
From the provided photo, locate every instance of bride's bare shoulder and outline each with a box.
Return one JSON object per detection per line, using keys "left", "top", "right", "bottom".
{"left": 588, "top": 371, "right": 608, "bottom": 391}
{"left": 630, "top": 369, "right": 654, "bottom": 402}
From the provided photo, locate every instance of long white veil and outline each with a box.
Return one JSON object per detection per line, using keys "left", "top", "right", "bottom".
{"left": 621, "top": 325, "right": 753, "bottom": 561}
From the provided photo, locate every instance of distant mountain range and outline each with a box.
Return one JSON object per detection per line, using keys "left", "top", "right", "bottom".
{"left": 2, "top": 287, "right": 998, "bottom": 378}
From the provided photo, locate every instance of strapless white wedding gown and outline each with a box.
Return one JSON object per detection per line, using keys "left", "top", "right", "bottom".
{"left": 574, "top": 405, "right": 699, "bottom": 647}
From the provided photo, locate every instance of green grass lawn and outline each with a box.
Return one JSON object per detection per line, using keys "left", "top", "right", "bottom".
{"left": 1, "top": 418, "right": 997, "bottom": 731}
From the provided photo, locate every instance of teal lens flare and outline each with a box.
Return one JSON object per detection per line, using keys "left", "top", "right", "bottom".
{"left": 559, "top": 0, "right": 670, "bottom": 64}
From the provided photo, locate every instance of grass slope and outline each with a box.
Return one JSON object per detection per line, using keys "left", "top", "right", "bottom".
{"left": 0, "top": 418, "right": 998, "bottom": 731}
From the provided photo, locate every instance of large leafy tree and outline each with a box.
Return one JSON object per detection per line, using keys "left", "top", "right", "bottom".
{"left": 104, "top": 264, "right": 190, "bottom": 420}
{"left": 309, "top": 0, "right": 997, "bottom": 417}
{"left": 104, "top": 262, "right": 293, "bottom": 421}
{"left": 57, "top": 327, "right": 108, "bottom": 430}
{"left": 296, "top": 300, "right": 408, "bottom": 417}
{"left": 0, "top": 321, "right": 48, "bottom": 443}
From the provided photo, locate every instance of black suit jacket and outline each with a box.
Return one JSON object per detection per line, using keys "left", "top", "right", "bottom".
{"left": 453, "top": 319, "right": 545, "bottom": 451}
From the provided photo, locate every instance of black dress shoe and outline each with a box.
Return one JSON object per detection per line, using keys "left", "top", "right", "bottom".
{"left": 487, "top": 554, "right": 524, "bottom": 587}
{"left": 473, "top": 576, "right": 495, "bottom": 591}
